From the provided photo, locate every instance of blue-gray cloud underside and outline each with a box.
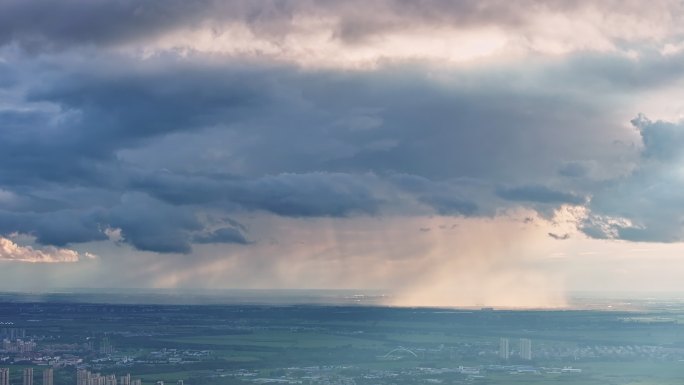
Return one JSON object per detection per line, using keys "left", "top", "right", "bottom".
{"left": 1, "top": 0, "right": 684, "bottom": 253}
{"left": 580, "top": 116, "right": 684, "bottom": 242}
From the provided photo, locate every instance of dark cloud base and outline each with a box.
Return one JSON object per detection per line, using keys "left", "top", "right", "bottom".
{"left": 0, "top": 0, "right": 682, "bottom": 254}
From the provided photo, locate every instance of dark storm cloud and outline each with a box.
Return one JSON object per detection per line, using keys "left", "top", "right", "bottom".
{"left": 2, "top": 0, "right": 682, "bottom": 253}
{"left": 0, "top": 190, "right": 249, "bottom": 253}
{"left": 226, "top": 173, "right": 384, "bottom": 217}
{"left": 0, "top": 209, "right": 108, "bottom": 246}
{"left": 496, "top": 185, "right": 585, "bottom": 205}
{"left": 0, "top": 0, "right": 217, "bottom": 50}
{"left": 130, "top": 171, "right": 386, "bottom": 217}
{"left": 0, "top": 0, "right": 645, "bottom": 51}
{"left": 25, "top": 63, "right": 266, "bottom": 150}
{"left": 132, "top": 168, "right": 485, "bottom": 219}
{"left": 0, "top": 53, "right": 633, "bottom": 251}
{"left": 0, "top": 58, "right": 274, "bottom": 189}
{"left": 3, "top": 49, "right": 651, "bottom": 192}
{"left": 107, "top": 193, "right": 203, "bottom": 254}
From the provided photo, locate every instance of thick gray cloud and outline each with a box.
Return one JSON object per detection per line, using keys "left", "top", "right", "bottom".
{"left": 107, "top": 193, "right": 203, "bottom": 253}
{"left": 0, "top": 52, "right": 649, "bottom": 252}
{"left": 0, "top": 0, "right": 220, "bottom": 50}
{"left": 1, "top": 0, "right": 683, "bottom": 256}
{"left": 134, "top": 171, "right": 388, "bottom": 216}
{"left": 0, "top": 209, "right": 108, "bottom": 247}
{"left": 497, "top": 185, "right": 585, "bottom": 205}
{"left": 0, "top": 0, "right": 677, "bottom": 52}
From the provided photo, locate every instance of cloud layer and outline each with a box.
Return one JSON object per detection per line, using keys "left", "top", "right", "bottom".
{"left": 2, "top": 0, "right": 683, "bottom": 67}
{"left": 581, "top": 115, "right": 684, "bottom": 242}
{"left": 0, "top": 0, "right": 683, "bottom": 304}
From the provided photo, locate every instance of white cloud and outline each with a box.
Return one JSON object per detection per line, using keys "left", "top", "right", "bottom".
{"left": 0, "top": 236, "right": 82, "bottom": 263}
{"left": 104, "top": 227, "right": 123, "bottom": 243}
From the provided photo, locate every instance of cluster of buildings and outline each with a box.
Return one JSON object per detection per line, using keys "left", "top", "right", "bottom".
{"left": 138, "top": 349, "right": 210, "bottom": 365}
{"left": 0, "top": 368, "right": 52, "bottom": 385}
{"left": 0, "top": 369, "right": 153, "bottom": 385}
{"left": 536, "top": 343, "right": 684, "bottom": 361}
{"left": 76, "top": 371, "right": 140, "bottom": 385}
{"left": 2, "top": 340, "right": 37, "bottom": 354}
{"left": 499, "top": 338, "right": 532, "bottom": 360}
{"left": 0, "top": 367, "right": 195, "bottom": 385}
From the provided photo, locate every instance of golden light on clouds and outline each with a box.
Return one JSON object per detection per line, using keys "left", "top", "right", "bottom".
{"left": 0, "top": 236, "right": 84, "bottom": 263}
{"left": 121, "top": 2, "right": 684, "bottom": 69}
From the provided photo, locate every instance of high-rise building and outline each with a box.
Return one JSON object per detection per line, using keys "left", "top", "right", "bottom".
{"left": 77, "top": 369, "right": 101, "bottom": 385}
{"left": 77, "top": 369, "right": 90, "bottom": 385}
{"left": 77, "top": 369, "right": 86, "bottom": 385}
{"left": 42, "top": 369, "right": 53, "bottom": 385}
{"left": 99, "top": 337, "right": 114, "bottom": 355}
{"left": 23, "top": 368, "right": 33, "bottom": 385}
{"left": 131, "top": 380, "right": 141, "bottom": 385}
{"left": 499, "top": 337, "right": 509, "bottom": 360}
{"left": 519, "top": 338, "right": 532, "bottom": 360}
{"left": 120, "top": 374, "right": 130, "bottom": 385}
{"left": 1, "top": 368, "right": 9, "bottom": 385}
{"left": 177, "top": 380, "right": 183, "bottom": 385}
{"left": 88, "top": 372, "right": 105, "bottom": 385}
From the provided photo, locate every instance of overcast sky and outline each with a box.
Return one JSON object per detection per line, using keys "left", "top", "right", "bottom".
{"left": 1, "top": 0, "right": 684, "bottom": 307}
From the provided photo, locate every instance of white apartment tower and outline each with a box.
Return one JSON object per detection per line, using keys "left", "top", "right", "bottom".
{"left": 499, "top": 337, "right": 509, "bottom": 360}
{"left": 519, "top": 338, "right": 532, "bottom": 360}
{"left": 42, "top": 369, "right": 53, "bottom": 385}
{"left": 1, "top": 368, "right": 9, "bottom": 385}
{"left": 23, "top": 368, "right": 33, "bottom": 385}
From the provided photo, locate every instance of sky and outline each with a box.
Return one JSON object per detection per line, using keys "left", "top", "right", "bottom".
{"left": 1, "top": 0, "right": 684, "bottom": 307}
